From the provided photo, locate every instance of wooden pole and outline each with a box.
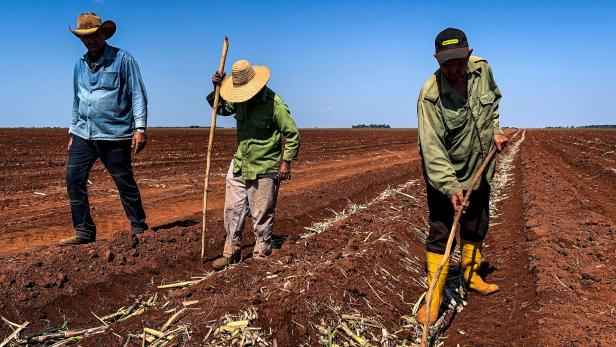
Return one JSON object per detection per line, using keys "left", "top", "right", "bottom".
{"left": 420, "top": 146, "right": 498, "bottom": 346}
{"left": 201, "top": 36, "right": 229, "bottom": 262}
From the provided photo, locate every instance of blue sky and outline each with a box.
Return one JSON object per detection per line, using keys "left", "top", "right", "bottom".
{"left": 0, "top": 0, "right": 614, "bottom": 128}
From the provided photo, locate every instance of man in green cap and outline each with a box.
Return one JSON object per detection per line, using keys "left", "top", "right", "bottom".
{"left": 208, "top": 60, "right": 300, "bottom": 270}
{"left": 415, "top": 28, "right": 509, "bottom": 325}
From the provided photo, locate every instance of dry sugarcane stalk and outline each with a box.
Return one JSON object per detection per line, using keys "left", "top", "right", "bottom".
{"left": 117, "top": 308, "right": 145, "bottom": 322}
{"left": 182, "top": 300, "right": 199, "bottom": 307}
{"left": 49, "top": 337, "right": 82, "bottom": 347}
{"left": 420, "top": 146, "right": 497, "bottom": 347}
{"left": 91, "top": 312, "right": 109, "bottom": 326}
{"left": 1, "top": 316, "right": 25, "bottom": 330}
{"left": 20, "top": 325, "right": 107, "bottom": 344}
{"left": 126, "top": 295, "right": 145, "bottom": 313}
{"left": 100, "top": 309, "right": 126, "bottom": 322}
{"left": 143, "top": 328, "right": 174, "bottom": 340}
{"left": 338, "top": 322, "right": 366, "bottom": 346}
{"left": 0, "top": 320, "right": 29, "bottom": 347}
{"left": 201, "top": 36, "right": 229, "bottom": 262}
{"left": 157, "top": 280, "right": 202, "bottom": 289}
{"left": 160, "top": 308, "right": 187, "bottom": 331}
{"left": 149, "top": 326, "right": 186, "bottom": 346}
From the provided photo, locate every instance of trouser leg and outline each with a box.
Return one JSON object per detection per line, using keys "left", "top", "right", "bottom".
{"left": 425, "top": 183, "right": 491, "bottom": 254}
{"left": 459, "top": 183, "right": 490, "bottom": 242}
{"left": 97, "top": 140, "right": 148, "bottom": 232}
{"left": 246, "top": 176, "right": 279, "bottom": 257}
{"left": 425, "top": 184, "right": 455, "bottom": 254}
{"left": 223, "top": 161, "right": 249, "bottom": 258}
{"left": 66, "top": 135, "right": 98, "bottom": 240}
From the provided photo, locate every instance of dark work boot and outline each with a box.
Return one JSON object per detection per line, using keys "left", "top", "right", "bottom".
{"left": 132, "top": 227, "right": 148, "bottom": 235}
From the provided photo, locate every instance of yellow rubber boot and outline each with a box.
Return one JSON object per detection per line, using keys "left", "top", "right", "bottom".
{"left": 416, "top": 252, "right": 449, "bottom": 325}
{"left": 461, "top": 241, "right": 499, "bottom": 295}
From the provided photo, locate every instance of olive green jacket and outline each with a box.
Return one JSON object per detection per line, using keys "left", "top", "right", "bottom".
{"left": 417, "top": 56, "right": 503, "bottom": 197}
{"left": 207, "top": 87, "right": 300, "bottom": 180}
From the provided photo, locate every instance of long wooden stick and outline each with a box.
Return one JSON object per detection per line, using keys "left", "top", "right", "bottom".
{"left": 420, "top": 146, "right": 497, "bottom": 346}
{"left": 201, "top": 36, "right": 229, "bottom": 262}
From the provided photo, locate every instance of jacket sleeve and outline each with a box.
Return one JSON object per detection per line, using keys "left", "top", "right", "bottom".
{"left": 70, "top": 61, "right": 80, "bottom": 133}
{"left": 206, "top": 92, "right": 236, "bottom": 116}
{"left": 418, "top": 97, "right": 461, "bottom": 196}
{"left": 487, "top": 64, "right": 504, "bottom": 135}
{"left": 274, "top": 100, "right": 300, "bottom": 161}
{"left": 124, "top": 56, "right": 148, "bottom": 129}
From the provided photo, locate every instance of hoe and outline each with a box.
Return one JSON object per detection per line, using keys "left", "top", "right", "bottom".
{"left": 420, "top": 145, "right": 498, "bottom": 346}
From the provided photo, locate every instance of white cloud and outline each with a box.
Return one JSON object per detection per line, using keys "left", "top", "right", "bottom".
{"left": 319, "top": 106, "right": 333, "bottom": 114}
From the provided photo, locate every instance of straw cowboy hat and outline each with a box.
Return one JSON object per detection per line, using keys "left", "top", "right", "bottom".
{"left": 220, "top": 60, "right": 271, "bottom": 103}
{"left": 69, "top": 12, "right": 116, "bottom": 39}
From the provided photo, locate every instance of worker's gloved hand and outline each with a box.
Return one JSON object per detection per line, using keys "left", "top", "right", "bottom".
{"left": 450, "top": 191, "right": 467, "bottom": 212}
{"left": 212, "top": 71, "right": 226, "bottom": 87}
{"left": 494, "top": 134, "right": 509, "bottom": 152}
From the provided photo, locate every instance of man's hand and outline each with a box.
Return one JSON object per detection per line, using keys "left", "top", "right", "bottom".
{"left": 278, "top": 160, "right": 292, "bottom": 181}
{"left": 450, "top": 191, "right": 467, "bottom": 211}
{"left": 132, "top": 131, "right": 147, "bottom": 154}
{"left": 212, "top": 71, "right": 226, "bottom": 87}
{"left": 67, "top": 136, "right": 73, "bottom": 152}
{"left": 494, "top": 134, "right": 509, "bottom": 152}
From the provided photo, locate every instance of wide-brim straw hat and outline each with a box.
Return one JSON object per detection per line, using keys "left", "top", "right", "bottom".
{"left": 69, "top": 12, "right": 116, "bottom": 39}
{"left": 220, "top": 60, "right": 270, "bottom": 103}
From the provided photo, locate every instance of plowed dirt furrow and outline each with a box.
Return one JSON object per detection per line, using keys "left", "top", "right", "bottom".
{"left": 447, "top": 133, "right": 540, "bottom": 346}
{"left": 540, "top": 137, "right": 616, "bottom": 217}
{"left": 0, "top": 129, "right": 416, "bottom": 255}
{"left": 1, "top": 130, "right": 425, "bottom": 344}
{"left": 2, "top": 128, "right": 615, "bottom": 346}
{"left": 520, "top": 130, "right": 616, "bottom": 346}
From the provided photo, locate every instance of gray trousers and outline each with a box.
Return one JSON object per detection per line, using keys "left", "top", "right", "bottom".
{"left": 223, "top": 161, "right": 279, "bottom": 258}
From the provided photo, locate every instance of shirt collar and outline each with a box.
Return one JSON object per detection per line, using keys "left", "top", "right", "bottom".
{"left": 250, "top": 86, "right": 269, "bottom": 104}
{"left": 81, "top": 44, "right": 115, "bottom": 64}
{"left": 467, "top": 58, "right": 482, "bottom": 73}
{"left": 437, "top": 60, "right": 481, "bottom": 98}
{"left": 438, "top": 72, "right": 456, "bottom": 97}
{"left": 260, "top": 86, "right": 270, "bottom": 103}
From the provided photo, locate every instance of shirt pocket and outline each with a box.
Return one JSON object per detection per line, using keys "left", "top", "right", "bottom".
{"left": 479, "top": 90, "right": 495, "bottom": 106}
{"left": 442, "top": 107, "right": 468, "bottom": 132}
{"left": 442, "top": 109, "right": 470, "bottom": 152}
{"left": 100, "top": 71, "right": 119, "bottom": 90}
{"left": 475, "top": 90, "right": 495, "bottom": 129}
{"left": 250, "top": 116, "right": 274, "bottom": 140}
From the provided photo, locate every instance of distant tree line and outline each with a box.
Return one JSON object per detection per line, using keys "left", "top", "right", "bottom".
{"left": 352, "top": 124, "right": 391, "bottom": 128}
{"left": 576, "top": 125, "right": 616, "bottom": 128}
{"left": 545, "top": 125, "right": 616, "bottom": 129}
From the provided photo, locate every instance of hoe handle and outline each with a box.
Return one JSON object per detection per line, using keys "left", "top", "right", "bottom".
{"left": 420, "top": 146, "right": 498, "bottom": 346}
{"left": 201, "top": 36, "right": 229, "bottom": 262}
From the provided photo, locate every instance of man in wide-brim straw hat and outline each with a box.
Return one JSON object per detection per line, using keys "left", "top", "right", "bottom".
{"left": 415, "top": 28, "right": 509, "bottom": 325}
{"left": 208, "top": 60, "right": 300, "bottom": 270}
{"left": 60, "top": 12, "right": 149, "bottom": 246}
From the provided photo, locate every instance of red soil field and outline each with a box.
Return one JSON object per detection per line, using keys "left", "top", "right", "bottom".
{"left": 0, "top": 128, "right": 614, "bottom": 346}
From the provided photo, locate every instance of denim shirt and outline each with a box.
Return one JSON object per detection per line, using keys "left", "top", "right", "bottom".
{"left": 70, "top": 45, "right": 148, "bottom": 140}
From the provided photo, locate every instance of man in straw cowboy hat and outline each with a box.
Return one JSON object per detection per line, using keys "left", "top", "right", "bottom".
{"left": 208, "top": 60, "right": 300, "bottom": 270}
{"left": 60, "top": 13, "right": 149, "bottom": 245}
{"left": 415, "top": 28, "right": 509, "bottom": 324}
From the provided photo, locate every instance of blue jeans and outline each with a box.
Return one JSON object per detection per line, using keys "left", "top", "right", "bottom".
{"left": 66, "top": 135, "right": 147, "bottom": 240}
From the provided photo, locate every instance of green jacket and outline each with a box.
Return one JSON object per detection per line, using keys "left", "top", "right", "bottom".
{"left": 207, "top": 87, "right": 300, "bottom": 180}
{"left": 417, "top": 56, "right": 503, "bottom": 197}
